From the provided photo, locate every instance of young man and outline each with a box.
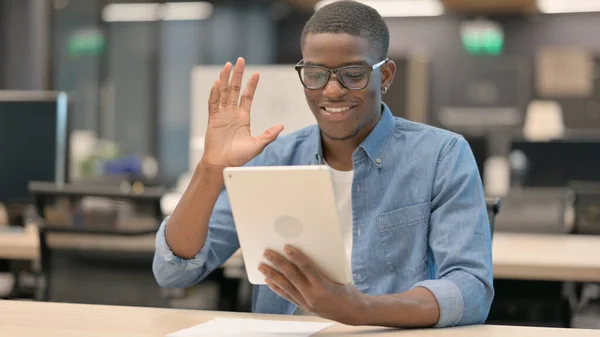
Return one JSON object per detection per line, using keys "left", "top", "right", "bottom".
{"left": 153, "top": 0, "right": 493, "bottom": 329}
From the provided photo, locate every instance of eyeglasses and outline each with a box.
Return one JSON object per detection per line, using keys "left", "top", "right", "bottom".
{"left": 295, "top": 58, "right": 388, "bottom": 90}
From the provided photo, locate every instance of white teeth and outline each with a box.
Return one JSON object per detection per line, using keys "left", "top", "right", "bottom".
{"left": 324, "top": 107, "right": 351, "bottom": 113}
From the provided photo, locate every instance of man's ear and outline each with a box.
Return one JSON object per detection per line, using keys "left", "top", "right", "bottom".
{"left": 381, "top": 60, "right": 396, "bottom": 91}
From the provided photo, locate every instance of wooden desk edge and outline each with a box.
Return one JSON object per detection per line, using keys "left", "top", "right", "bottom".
{"left": 494, "top": 265, "right": 600, "bottom": 282}
{"left": 2, "top": 300, "right": 600, "bottom": 336}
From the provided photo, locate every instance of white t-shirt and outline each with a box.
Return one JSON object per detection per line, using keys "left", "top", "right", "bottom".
{"left": 327, "top": 163, "right": 354, "bottom": 275}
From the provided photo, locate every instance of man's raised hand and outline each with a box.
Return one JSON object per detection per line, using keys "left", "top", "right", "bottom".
{"left": 202, "top": 57, "right": 284, "bottom": 169}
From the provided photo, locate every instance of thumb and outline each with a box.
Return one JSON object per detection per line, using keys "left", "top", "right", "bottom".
{"left": 254, "top": 124, "right": 284, "bottom": 152}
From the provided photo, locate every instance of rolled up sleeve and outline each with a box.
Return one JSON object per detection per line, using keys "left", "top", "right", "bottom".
{"left": 413, "top": 136, "right": 494, "bottom": 327}
{"left": 152, "top": 187, "right": 241, "bottom": 289}
{"left": 413, "top": 279, "right": 464, "bottom": 327}
{"left": 152, "top": 216, "right": 213, "bottom": 288}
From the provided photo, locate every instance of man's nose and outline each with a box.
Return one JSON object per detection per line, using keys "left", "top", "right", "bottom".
{"left": 322, "top": 75, "right": 347, "bottom": 99}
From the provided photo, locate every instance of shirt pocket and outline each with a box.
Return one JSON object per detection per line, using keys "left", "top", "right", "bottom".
{"left": 376, "top": 202, "right": 431, "bottom": 275}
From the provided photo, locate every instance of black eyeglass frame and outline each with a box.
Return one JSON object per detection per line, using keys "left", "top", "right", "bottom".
{"left": 294, "top": 58, "right": 389, "bottom": 90}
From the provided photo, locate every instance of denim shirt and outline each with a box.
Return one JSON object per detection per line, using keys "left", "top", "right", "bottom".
{"left": 153, "top": 104, "right": 494, "bottom": 328}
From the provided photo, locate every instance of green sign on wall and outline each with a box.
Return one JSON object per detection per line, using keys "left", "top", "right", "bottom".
{"left": 68, "top": 29, "right": 106, "bottom": 57}
{"left": 460, "top": 19, "right": 504, "bottom": 56}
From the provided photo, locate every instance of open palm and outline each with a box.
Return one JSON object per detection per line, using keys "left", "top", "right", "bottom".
{"left": 202, "top": 58, "right": 284, "bottom": 168}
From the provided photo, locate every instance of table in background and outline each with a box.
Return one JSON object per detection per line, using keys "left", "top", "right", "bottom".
{"left": 492, "top": 232, "right": 600, "bottom": 282}
{"left": 10, "top": 230, "right": 600, "bottom": 283}
{"left": 223, "top": 232, "right": 600, "bottom": 283}
{"left": 490, "top": 232, "right": 600, "bottom": 327}
{"left": 0, "top": 225, "right": 39, "bottom": 261}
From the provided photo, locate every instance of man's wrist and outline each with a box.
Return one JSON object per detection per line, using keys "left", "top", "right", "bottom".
{"left": 197, "top": 159, "right": 225, "bottom": 173}
{"left": 349, "top": 288, "right": 441, "bottom": 328}
{"left": 196, "top": 159, "right": 226, "bottom": 177}
{"left": 351, "top": 293, "right": 376, "bottom": 326}
{"left": 354, "top": 294, "right": 395, "bottom": 327}
{"left": 189, "top": 160, "right": 226, "bottom": 190}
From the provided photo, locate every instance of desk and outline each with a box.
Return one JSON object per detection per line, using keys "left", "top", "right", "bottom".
{"left": 0, "top": 225, "right": 39, "bottom": 260}
{"left": 46, "top": 232, "right": 156, "bottom": 252}
{"left": 1, "top": 300, "right": 598, "bottom": 337}
{"left": 0, "top": 226, "right": 155, "bottom": 260}
{"left": 492, "top": 233, "right": 600, "bottom": 282}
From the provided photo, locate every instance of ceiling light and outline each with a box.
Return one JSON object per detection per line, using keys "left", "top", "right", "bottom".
{"left": 102, "top": 2, "right": 213, "bottom": 22}
{"left": 160, "top": 2, "right": 214, "bottom": 21}
{"left": 102, "top": 3, "right": 160, "bottom": 22}
{"left": 315, "top": 0, "right": 444, "bottom": 17}
{"left": 538, "top": 0, "right": 600, "bottom": 13}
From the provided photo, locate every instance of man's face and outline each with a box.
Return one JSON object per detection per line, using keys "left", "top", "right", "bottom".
{"left": 300, "top": 33, "right": 395, "bottom": 141}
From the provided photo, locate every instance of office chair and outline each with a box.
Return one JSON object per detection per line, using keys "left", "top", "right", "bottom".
{"left": 29, "top": 181, "right": 165, "bottom": 302}
{"left": 486, "top": 197, "right": 501, "bottom": 238}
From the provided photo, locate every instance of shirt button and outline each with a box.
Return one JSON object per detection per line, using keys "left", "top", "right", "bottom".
{"left": 375, "top": 158, "right": 382, "bottom": 164}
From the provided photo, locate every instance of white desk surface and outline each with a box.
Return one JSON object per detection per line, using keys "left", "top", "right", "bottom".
{"left": 1, "top": 300, "right": 599, "bottom": 337}
{"left": 492, "top": 232, "right": 600, "bottom": 282}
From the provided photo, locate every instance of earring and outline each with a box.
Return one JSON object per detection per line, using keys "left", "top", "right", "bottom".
{"left": 382, "top": 86, "right": 388, "bottom": 94}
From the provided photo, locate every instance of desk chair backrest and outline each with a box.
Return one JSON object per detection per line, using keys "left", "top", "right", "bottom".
{"left": 486, "top": 197, "right": 501, "bottom": 238}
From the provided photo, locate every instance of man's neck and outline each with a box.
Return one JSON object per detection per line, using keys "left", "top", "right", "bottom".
{"left": 322, "top": 138, "right": 357, "bottom": 171}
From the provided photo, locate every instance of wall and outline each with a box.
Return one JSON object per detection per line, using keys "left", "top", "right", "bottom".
{"left": 384, "top": 13, "right": 600, "bottom": 128}
{"left": 52, "top": 0, "right": 102, "bottom": 132}
{"left": 158, "top": 5, "right": 277, "bottom": 184}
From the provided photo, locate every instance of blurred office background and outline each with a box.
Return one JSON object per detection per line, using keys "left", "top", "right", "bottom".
{"left": 1, "top": 0, "right": 600, "bottom": 329}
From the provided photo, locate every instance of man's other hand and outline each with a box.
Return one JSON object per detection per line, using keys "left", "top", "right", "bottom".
{"left": 259, "top": 245, "right": 369, "bottom": 326}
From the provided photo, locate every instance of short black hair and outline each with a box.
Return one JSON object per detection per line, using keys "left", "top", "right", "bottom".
{"left": 300, "top": 0, "right": 390, "bottom": 60}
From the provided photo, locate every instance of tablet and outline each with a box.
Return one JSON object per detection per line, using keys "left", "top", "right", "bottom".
{"left": 223, "top": 165, "right": 351, "bottom": 285}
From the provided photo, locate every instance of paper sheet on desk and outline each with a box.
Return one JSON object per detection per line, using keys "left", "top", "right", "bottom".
{"left": 168, "top": 318, "right": 333, "bottom": 337}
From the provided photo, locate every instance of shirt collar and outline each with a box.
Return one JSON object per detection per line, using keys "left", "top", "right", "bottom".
{"left": 310, "top": 103, "right": 396, "bottom": 168}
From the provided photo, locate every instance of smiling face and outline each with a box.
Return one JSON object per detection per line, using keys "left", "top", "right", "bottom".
{"left": 301, "top": 33, "right": 395, "bottom": 142}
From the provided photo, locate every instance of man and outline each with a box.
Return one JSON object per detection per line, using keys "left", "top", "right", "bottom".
{"left": 153, "top": 0, "right": 493, "bottom": 329}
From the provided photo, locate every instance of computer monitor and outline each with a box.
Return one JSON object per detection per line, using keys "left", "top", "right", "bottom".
{"left": 464, "top": 135, "right": 488, "bottom": 182}
{"left": 0, "top": 91, "right": 69, "bottom": 205}
{"left": 438, "top": 55, "right": 529, "bottom": 130}
{"left": 510, "top": 140, "right": 600, "bottom": 187}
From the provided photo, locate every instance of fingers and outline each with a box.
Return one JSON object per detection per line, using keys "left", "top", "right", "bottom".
{"left": 284, "top": 245, "right": 322, "bottom": 284}
{"left": 266, "top": 279, "right": 310, "bottom": 313}
{"left": 254, "top": 124, "right": 284, "bottom": 152}
{"left": 240, "top": 73, "right": 260, "bottom": 112}
{"left": 264, "top": 250, "right": 307, "bottom": 288}
{"left": 219, "top": 62, "right": 233, "bottom": 107}
{"left": 260, "top": 264, "right": 309, "bottom": 310}
{"left": 217, "top": 59, "right": 256, "bottom": 110}
{"left": 229, "top": 57, "right": 245, "bottom": 106}
{"left": 208, "top": 80, "right": 220, "bottom": 115}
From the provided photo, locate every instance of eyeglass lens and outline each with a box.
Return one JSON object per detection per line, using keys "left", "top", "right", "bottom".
{"left": 300, "top": 67, "right": 370, "bottom": 90}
